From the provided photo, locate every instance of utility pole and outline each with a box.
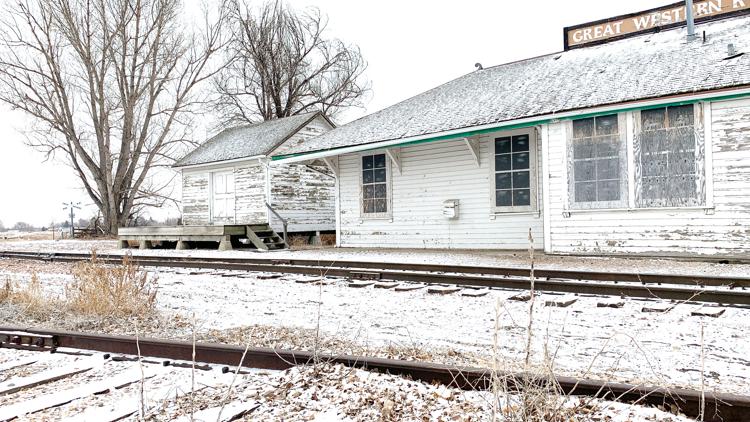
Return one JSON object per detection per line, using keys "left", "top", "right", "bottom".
{"left": 62, "top": 202, "right": 81, "bottom": 238}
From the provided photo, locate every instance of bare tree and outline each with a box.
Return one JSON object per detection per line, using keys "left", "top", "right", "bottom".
{"left": 12, "top": 221, "right": 34, "bottom": 232}
{"left": 0, "top": 0, "right": 229, "bottom": 234}
{"left": 214, "top": 0, "right": 369, "bottom": 125}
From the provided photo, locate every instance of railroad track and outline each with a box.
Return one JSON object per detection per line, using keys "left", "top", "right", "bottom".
{"left": 2, "top": 250, "right": 750, "bottom": 306}
{"left": 1, "top": 327, "right": 748, "bottom": 421}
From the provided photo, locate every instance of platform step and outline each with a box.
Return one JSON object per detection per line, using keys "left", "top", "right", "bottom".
{"left": 245, "top": 225, "right": 287, "bottom": 251}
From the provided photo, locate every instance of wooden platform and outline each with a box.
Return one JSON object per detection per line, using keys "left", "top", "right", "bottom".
{"left": 117, "top": 224, "right": 287, "bottom": 251}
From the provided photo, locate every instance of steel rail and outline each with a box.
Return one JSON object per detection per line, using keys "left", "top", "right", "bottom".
{"left": 2, "top": 250, "right": 749, "bottom": 305}
{"left": 1, "top": 326, "right": 749, "bottom": 422}
{"left": 2, "top": 250, "right": 749, "bottom": 288}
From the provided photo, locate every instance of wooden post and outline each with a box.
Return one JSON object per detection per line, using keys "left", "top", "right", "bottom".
{"left": 176, "top": 240, "right": 189, "bottom": 250}
{"left": 138, "top": 240, "right": 152, "bottom": 250}
{"left": 312, "top": 231, "right": 322, "bottom": 246}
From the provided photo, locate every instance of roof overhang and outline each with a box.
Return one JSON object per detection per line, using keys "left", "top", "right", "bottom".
{"left": 272, "top": 86, "right": 750, "bottom": 164}
{"left": 174, "top": 154, "right": 267, "bottom": 171}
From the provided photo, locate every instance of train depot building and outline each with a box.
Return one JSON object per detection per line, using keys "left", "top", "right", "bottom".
{"left": 272, "top": 2, "right": 750, "bottom": 257}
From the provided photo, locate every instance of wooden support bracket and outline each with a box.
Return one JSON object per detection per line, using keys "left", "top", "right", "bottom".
{"left": 322, "top": 157, "right": 339, "bottom": 178}
{"left": 385, "top": 148, "right": 402, "bottom": 175}
{"left": 461, "top": 137, "right": 480, "bottom": 167}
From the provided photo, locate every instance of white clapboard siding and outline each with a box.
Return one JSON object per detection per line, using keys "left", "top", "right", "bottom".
{"left": 546, "top": 98, "right": 750, "bottom": 256}
{"left": 182, "top": 173, "right": 210, "bottom": 225}
{"left": 234, "top": 163, "right": 267, "bottom": 224}
{"left": 338, "top": 134, "right": 544, "bottom": 249}
{"left": 268, "top": 163, "right": 336, "bottom": 233}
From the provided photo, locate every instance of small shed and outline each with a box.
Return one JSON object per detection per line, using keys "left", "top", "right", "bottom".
{"left": 174, "top": 111, "right": 336, "bottom": 235}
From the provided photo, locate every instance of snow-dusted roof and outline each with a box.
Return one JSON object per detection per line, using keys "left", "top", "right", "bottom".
{"left": 175, "top": 112, "right": 326, "bottom": 167}
{"left": 274, "top": 15, "right": 750, "bottom": 158}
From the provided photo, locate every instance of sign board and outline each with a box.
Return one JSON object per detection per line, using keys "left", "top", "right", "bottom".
{"left": 564, "top": 0, "right": 750, "bottom": 49}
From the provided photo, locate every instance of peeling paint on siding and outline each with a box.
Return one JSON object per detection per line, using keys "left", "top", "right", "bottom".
{"left": 234, "top": 165, "right": 266, "bottom": 223}
{"left": 548, "top": 98, "right": 750, "bottom": 256}
{"left": 179, "top": 116, "right": 336, "bottom": 232}
{"left": 182, "top": 173, "right": 209, "bottom": 225}
{"left": 268, "top": 163, "right": 335, "bottom": 232}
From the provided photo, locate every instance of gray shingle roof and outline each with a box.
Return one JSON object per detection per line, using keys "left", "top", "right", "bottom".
{"left": 274, "top": 15, "right": 750, "bottom": 158}
{"left": 175, "top": 112, "right": 323, "bottom": 167}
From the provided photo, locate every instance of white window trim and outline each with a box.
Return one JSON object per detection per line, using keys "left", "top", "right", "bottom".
{"left": 702, "top": 101, "right": 714, "bottom": 211}
{"left": 563, "top": 104, "right": 711, "bottom": 215}
{"left": 489, "top": 128, "right": 538, "bottom": 213}
{"left": 633, "top": 103, "right": 706, "bottom": 208}
{"left": 565, "top": 114, "right": 629, "bottom": 210}
{"left": 359, "top": 150, "right": 392, "bottom": 220}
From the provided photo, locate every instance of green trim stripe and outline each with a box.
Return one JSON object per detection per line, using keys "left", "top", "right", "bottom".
{"left": 272, "top": 90, "right": 750, "bottom": 161}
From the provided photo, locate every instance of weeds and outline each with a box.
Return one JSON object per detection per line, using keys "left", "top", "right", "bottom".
{"left": 66, "top": 254, "right": 157, "bottom": 318}
{"left": 0, "top": 273, "right": 56, "bottom": 319}
{"left": 287, "top": 235, "right": 309, "bottom": 248}
{"left": 489, "top": 230, "right": 575, "bottom": 421}
{"left": 0, "top": 252, "right": 158, "bottom": 321}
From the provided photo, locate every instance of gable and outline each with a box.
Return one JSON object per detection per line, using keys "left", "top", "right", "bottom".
{"left": 174, "top": 112, "right": 330, "bottom": 168}
{"left": 269, "top": 114, "right": 335, "bottom": 157}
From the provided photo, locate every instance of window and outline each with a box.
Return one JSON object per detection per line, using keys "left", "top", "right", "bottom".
{"left": 568, "top": 114, "right": 627, "bottom": 208}
{"left": 636, "top": 105, "right": 703, "bottom": 207}
{"left": 361, "top": 153, "right": 389, "bottom": 215}
{"left": 492, "top": 133, "right": 535, "bottom": 212}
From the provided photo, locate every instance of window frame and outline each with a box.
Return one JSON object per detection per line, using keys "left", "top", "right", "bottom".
{"left": 633, "top": 103, "right": 705, "bottom": 208}
{"left": 566, "top": 114, "right": 629, "bottom": 210}
{"left": 359, "top": 151, "right": 392, "bottom": 219}
{"left": 490, "top": 129, "right": 538, "bottom": 214}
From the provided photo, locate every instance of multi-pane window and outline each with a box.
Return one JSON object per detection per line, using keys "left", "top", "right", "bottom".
{"left": 494, "top": 134, "right": 532, "bottom": 209}
{"left": 570, "top": 114, "right": 624, "bottom": 207}
{"left": 362, "top": 153, "right": 388, "bottom": 214}
{"left": 637, "top": 105, "right": 701, "bottom": 207}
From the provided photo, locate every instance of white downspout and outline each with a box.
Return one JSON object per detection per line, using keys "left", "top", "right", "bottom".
{"left": 260, "top": 158, "right": 272, "bottom": 225}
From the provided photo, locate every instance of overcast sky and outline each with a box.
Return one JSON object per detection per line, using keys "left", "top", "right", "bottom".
{"left": 0, "top": 0, "right": 661, "bottom": 228}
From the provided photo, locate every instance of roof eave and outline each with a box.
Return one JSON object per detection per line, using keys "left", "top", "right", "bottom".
{"left": 173, "top": 154, "right": 268, "bottom": 171}
{"left": 271, "top": 85, "right": 750, "bottom": 164}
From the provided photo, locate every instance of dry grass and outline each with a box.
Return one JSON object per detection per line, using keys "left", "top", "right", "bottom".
{"left": 287, "top": 233, "right": 337, "bottom": 249}
{"left": 66, "top": 254, "right": 158, "bottom": 318}
{"left": 0, "top": 274, "right": 57, "bottom": 319}
{"left": 0, "top": 253, "right": 158, "bottom": 322}
{"left": 489, "top": 230, "right": 580, "bottom": 421}
{"left": 287, "top": 235, "right": 309, "bottom": 248}
{"left": 320, "top": 233, "right": 336, "bottom": 246}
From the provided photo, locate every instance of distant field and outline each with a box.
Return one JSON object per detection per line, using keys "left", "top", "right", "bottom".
{"left": 0, "top": 231, "right": 53, "bottom": 242}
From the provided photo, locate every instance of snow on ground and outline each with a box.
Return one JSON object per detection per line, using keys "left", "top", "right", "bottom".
{"left": 3, "top": 238, "right": 750, "bottom": 277}
{"left": 2, "top": 260, "right": 748, "bottom": 397}
{"left": 0, "top": 347, "right": 694, "bottom": 421}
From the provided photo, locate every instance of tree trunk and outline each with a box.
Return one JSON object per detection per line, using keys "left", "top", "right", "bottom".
{"left": 0, "top": 1, "right": 229, "bottom": 235}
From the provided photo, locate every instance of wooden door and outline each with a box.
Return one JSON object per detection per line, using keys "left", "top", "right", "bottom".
{"left": 211, "top": 171, "right": 235, "bottom": 223}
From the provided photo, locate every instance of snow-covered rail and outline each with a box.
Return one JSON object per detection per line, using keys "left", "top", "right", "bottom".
{"left": 2, "top": 250, "right": 750, "bottom": 306}
{"left": 2, "top": 327, "right": 750, "bottom": 421}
